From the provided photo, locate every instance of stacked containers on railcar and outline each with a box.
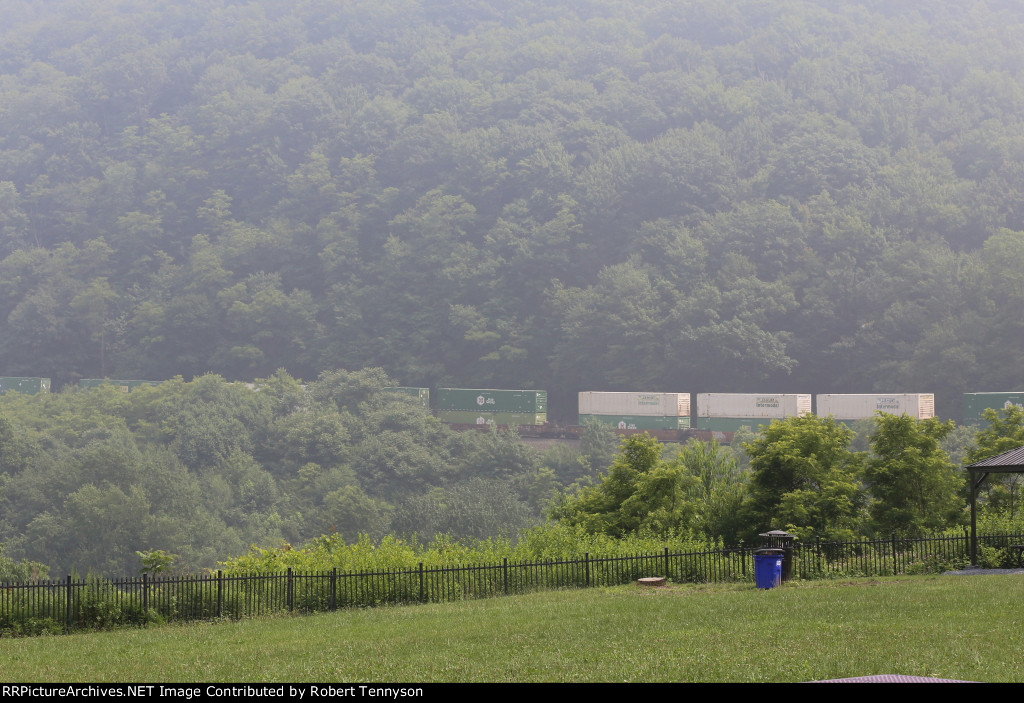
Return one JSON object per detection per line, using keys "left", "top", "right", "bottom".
{"left": 382, "top": 387, "right": 430, "bottom": 409}
{"left": 0, "top": 377, "right": 50, "bottom": 395}
{"left": 815, "top": 393, "right": 935, "bottom": 421}
{"left": 578, "top": 392, "right": 691, "bottom": 430}
{"left": 436, "top": 388, "right": 547, "bottom": 425}
{"left": 962, "top": 392, "right": 1024, "bottom": 426}
{"left": 695, "top": 393, "right": 812, "bottom": 432}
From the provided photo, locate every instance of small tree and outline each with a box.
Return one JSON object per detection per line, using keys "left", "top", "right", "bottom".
{"left": 673, "top": 439, "right": 747, "bottom": 542}
{"left": 741, "top": 415, "right": 865, "bottom": 540}
{"left": 136, "top": 549, "right": 178, "bottom": 575}
{"left": 966, "top": 405, "right": 1024, "bottom": 463}
{"left": 863, "top": 414, "right": 962, "bottom": 535}
{"left": 964, "top": 405, "right": 1024, "bottom": 518}
{"left": 551, "top": 433, "right": 700, "bottom": 537}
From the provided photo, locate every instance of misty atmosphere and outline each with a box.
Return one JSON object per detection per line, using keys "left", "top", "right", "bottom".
{"left": 1, "top": 0, "right": 1024, "bottom": 577}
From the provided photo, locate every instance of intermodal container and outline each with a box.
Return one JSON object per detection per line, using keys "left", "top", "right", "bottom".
{"left": 578, "top": 414, "right": 691, "bottom": 430}
{"left": 437, "top": 410, "right": 547, "bottom": 425}
{"left": 695, "top": 393, "right": 811, "bottom": 430}
{"left": 382, "top": 387, "right": 430, "bottom": 408}
{"left": 436, "top": 389, "right": 546, "bottom": 413}
{"left": 578, "top": 392, "right": 690, "bottom": 417}
{"left": 79, "top": 379, "right": 161, "bottom": 392}
{"left": 697, "top": 393, "right": 811, "bottom": 418}
{"left": 0, "top": 377, "right": 50, "bottom": 395}
{"left": 815, "top": 393, "right": 935, "bottom": 420}
{"left": 962, "top": 392, "right": 1024, "bottom": 425}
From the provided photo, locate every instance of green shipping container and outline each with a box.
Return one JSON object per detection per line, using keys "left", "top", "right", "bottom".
{"left": 0, "top": 377, "right": 50, "bottom": 395}
{"left": 382, "top": 387, "right": 430, "bottom": 408}
{"left": 578, "top": 415, "right": 691, "bottom": 430}
{"left": 438, "top": 410, "right": 547, "bottom": 425}
{"left": 436, "top": 388, "right": 547, "bottom": 413}
{"left": 79, "top": 379, "right": 161, "bottom": 392}
{"left": 694, "top": 417, "right": 775, "bottom": 432}
{"left": 963, "top": 392, "right": 1024, "bottom": 425}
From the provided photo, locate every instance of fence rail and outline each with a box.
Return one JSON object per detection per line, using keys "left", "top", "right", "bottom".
{"left": 3, "top": 531, "right": 1021, "bottom": 636}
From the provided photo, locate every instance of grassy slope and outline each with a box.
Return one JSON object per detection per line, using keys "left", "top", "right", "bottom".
{"left": 2, "top": 576, "right": 1022, "bottom": 683}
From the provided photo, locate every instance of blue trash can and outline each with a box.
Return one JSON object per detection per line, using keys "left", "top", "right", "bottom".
{"left": 753, "top": 549, "right": 784, "bottom": 589}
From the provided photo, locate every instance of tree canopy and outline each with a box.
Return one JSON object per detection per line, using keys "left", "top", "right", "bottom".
{"left": 0, "top": 1, "right": 1021, "bottom": 419}
{"left": 0, "top": 370, "right": 555, "bottom": 574}
{"left": 742, "top": 415, "right": 865, "bottom": 540}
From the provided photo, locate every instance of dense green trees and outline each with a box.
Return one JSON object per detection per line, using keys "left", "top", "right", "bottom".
{"left": 552, "top": 434, "right": 748, "bottom": 540}
{"left": 742, "top": 415, "right": 865, "bottom": 540}
{"left": 0, "top": 370, "right": 562, "bottom": 574}
{"left": 965, "top": 405, "right": 1024, "bottom": 464}
{"left": 552, "top": 411, "right": 1006, "bottom": 544}
{"left": 552, "top": 434, "right": 689, "bottom": 536}
{"left": 3, "top": 0, "right": 1024, "bottom": 573}
{"left": 1, "top": 369, "right": 1015, "bottom": 576}
{"left": 963, "top": 406, "right": 1024, "bottom": 517}
{"left": 862, "top": 415, "right": 962, "bottom": 534}
{"left": 0, "top": 1, "right": 1019, "bottom": 419}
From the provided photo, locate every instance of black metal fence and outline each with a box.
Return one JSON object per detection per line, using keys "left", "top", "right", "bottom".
{"left": 3, "top": 531, "right": 1021, "bottom": 636}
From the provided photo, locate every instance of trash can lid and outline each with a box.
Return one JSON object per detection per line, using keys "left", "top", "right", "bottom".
{"left": 753, "top": 548, "right": 785, "bottom": 555}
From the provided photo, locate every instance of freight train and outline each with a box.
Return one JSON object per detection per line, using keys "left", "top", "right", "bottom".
{"left": 387, "top": 388, "right": 1023, "bottom": 444}
{"left": 3, "top": 378, "right": 1020, "bottom": 444}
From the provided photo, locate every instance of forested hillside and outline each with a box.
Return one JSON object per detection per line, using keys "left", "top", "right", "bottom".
{"left": 1, "top": 0, "right": 1022, "bottom": 419}
{"left": 0, "top": 370, "right": 578, "bottom": 575}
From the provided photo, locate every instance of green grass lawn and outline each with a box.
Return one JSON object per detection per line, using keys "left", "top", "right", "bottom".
{"left": 2, "top": 575, "right": 1022, "bottom": 682}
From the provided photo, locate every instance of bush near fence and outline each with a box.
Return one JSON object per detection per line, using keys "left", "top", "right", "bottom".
{"left": 1, "top": 531, "right": 1020, "bottom": 636}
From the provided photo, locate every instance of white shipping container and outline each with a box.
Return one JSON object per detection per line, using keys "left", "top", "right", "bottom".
{"left": 815, "top": 394, "right": 935, "bottom": 420}
{"left": 578, "top": 392, "right": 690, "bottom": 417}
{"left": 696, "top": 393, "right": 812, "bottom": 418}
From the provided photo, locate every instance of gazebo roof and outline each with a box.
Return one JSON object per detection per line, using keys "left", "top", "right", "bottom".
{"left": 966, "top": 445, "right": 1024, "bottom": 471}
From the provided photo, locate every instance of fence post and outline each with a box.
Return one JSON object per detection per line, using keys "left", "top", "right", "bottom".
{"left": 287, "top": 568, "right": 294, "bottom": 613}
{"left": 663, "top": 547, "right": 670, "bottom": 581}
{"left": 585, "top": 552, "right": 590, "bottom": 588}
{"left": 739, "top": 540, "right": 745, "bottom": 577}
{"left": 418, "top": 562, "right": 425, "bottom": 603}
{"left": 65, "top": 574, "right": 72, "bottom": 632}
{"left": 142, "top": 573, "right": 149, "bottom": 622}
{"left": 503, "top": 558, "right": 509, "bottom": 595}
{"left": 217, "top": 570, "right": 223, "bottom": 618}
{"left": 330, "top": 568, "right": 337, "bottom": 611}
{"left": 891, "top": 533, "right": 898, "bottom": 576}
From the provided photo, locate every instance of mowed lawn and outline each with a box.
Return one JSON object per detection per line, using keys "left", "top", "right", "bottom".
{"left": 2, "top": 575, "right": 1022, "bottom": 683}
